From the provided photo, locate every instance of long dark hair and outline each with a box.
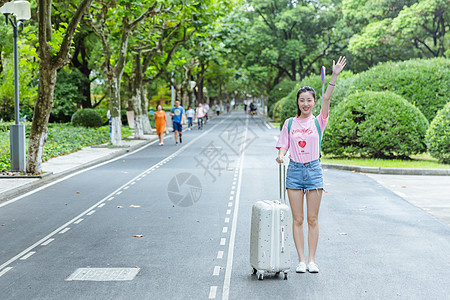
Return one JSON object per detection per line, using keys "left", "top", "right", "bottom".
{"left": 296, "top": 86, "right": 316, "bottom": 116}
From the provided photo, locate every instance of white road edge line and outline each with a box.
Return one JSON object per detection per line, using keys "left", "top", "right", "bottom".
{"left": 0, "top": 118, "right": 227, "bottom": 273}
{"left": 222, "top": 117, "right": 248, "bottom": 300}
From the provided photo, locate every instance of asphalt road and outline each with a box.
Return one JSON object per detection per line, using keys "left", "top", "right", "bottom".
{"left": 0, "top": 112, "right": 449, "bottom": 300}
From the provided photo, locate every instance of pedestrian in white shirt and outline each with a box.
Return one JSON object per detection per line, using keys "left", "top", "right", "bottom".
{"left": 186, "top": 106, "right": 195, "bottom": 130}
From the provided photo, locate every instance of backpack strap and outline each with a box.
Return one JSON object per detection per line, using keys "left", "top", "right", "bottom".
{"left": 287, "top": 117, "right": 293, "bottom": 143}
{"left": 314, "top": 117, "right": 322, "bottom": 158}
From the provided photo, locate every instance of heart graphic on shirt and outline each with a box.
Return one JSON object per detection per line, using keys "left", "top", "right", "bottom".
{"left": 298, "top": 140, "right": 307, "bottom": 148}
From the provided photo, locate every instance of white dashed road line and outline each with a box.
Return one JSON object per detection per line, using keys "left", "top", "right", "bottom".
{"left": 40, "top": 239, "right": 54, "bottom": 246}
{"left": 208, "top": 286, "right": 218, "bottom": 299}
{"left": 213, "top": 266, "right": 221, "bottom": 276}
{"left": 19, "top": 251, "right": 36, "bottom": 260}
{"left": 59, "top": 228, "right": 71, "bottom": 234}
{"left": 222, "top": 118, "right": 249, "bottom": 300}
{"left": 0, "top": 267, "right": 13, "bottom": 278}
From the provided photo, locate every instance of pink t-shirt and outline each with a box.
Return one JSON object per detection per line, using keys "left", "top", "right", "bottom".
{"left": 276, "top": 112, "right": 328, "bottom": 163}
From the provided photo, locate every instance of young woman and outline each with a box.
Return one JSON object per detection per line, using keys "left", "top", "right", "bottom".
{"left": 153, "top": 104, "right": 167, "bottom": 146}
{"left": 276, "top": 56, "right": 347, "bottom": 274}
{"left": 196, "top": 103, "right": 206, "bottom": 130}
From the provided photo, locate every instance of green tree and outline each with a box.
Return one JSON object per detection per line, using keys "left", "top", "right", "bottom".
{"left": 87, "top": 0, "right": 170, "bottom": 145}
{"left": 27, "top": 0, "right": 94, "bottom": 174}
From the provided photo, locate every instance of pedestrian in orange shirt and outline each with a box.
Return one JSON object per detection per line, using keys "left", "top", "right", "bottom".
{"left": 153, "top": 104, "right": 166, "bottom": 146}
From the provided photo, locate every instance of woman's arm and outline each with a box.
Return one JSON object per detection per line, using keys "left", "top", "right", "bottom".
{"left": 321, "top": 56, "right": 347, "bottom": 118}
{"left": 276, "top": 147, "right": 288, "bottom": 164}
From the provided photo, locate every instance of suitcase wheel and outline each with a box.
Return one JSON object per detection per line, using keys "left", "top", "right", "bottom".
{"left": 252, "top": 268, "right": 257, "bottom": 275}
{"left": 256, "top": 270, "right": 264, "bottom": 280}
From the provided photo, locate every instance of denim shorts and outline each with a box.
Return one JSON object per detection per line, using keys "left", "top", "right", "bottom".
{"left": 173, "top": 122, "right": 182, "bottom": 132}
{"left": 286, "top": 159, "right": 323, "bottom": 191}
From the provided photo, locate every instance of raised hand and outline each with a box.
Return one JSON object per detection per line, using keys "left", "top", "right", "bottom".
{"left": 332, "top": 56, "right": 347, "bottom": 76}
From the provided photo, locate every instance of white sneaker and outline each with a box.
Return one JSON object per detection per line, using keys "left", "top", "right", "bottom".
{"left": 307, "top": 262, "right": 319, "bottom": 273}
{"left": 296, "top": 262, "right": 306, "bottom": 273}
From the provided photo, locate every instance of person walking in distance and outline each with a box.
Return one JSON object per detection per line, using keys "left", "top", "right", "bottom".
{"left": 186, "top": 105, "right": 195, "bottom": 131}
{"left": 153, "top": 104, "right": 166, "bottom": 146}
{"left": 276, "top": 56, "right": 347, "bottom": 274}
{"left": 215, "top": 103, "right": 221, "bottom": 116}
{"left": 196, "top": 103, "right": 206, "bottom": 130}
{"left": 170, "top": 100, "right": 185, "bottom": 144}
{"left": 203, "top": 102, "right": 210, "bottom": 124}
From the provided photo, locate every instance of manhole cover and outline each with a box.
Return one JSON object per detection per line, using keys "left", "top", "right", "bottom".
{"left": 65, "top": 268, "right": 140, "bottom": 281}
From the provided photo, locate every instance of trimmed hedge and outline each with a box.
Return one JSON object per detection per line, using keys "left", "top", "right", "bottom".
{"left": 71, "top": 109, "right": 103, "bottom": 127}
{"left": 322, "top": 91, "right": 429, "bottom": 159}
{"left": 425, "top": 102, "right": 450, "bottom": 163}
{"left": 344, "top": 58, "right": 449, "bottom": 122}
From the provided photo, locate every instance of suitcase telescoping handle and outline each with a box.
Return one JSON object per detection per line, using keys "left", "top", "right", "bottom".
{"left": 278, "top": 163, "right": 286, "bottom": 204}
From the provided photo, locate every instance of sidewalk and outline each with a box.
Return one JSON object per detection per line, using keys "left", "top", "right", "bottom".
{"left": 0, "top": 134, "right": 159, "bottom": 202}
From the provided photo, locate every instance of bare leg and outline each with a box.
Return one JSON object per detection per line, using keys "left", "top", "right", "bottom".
{"left": 174, "top": 131, "right": 179, "bottom": 143}
{"left": 306, "top": 189, "right": 323, "bottom": 263}
{"left": 287, "top": 188, "right": 306, "bottom": 263}
{"left": 159, "top": 133, "right": 164, "bottom": 143}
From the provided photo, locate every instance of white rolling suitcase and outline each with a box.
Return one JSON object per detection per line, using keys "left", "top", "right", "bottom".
{"left": 250, "top": 164, "right": 290, "bottom": 280}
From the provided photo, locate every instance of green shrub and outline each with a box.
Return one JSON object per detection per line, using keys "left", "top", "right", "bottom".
{"left": 271, "top": 97, "right": 285, "bottom": 123}
{"left": 268, "top": 79, "right": 298, "bottom": 117}
{"left": 322, "top": 91, "right": 429, "bottom": 159}
{"left": 71, "top": 109, "right": 103, "bottom": 127}
{"left": 346, "top": 58, "right": 449, "bottom": 122}
{"left": 425, "top": 102, "right": 450, "bottom": 163}
{"left": 95, "top": 107, "right": 110, "bottom": 125}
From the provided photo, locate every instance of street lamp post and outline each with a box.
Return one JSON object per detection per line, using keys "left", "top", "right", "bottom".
{"left": 189, "top": 80, "right": 196, "bottom": 107}
{"left": 0, "top": 0, "right": 31, "bottom": 172}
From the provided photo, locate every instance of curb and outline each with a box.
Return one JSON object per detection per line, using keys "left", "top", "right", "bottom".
{"left": 322, "top": 163, "right": 449, "bottom": 176}
{"left": 0, "top": 137, "right": 158, "bottom": 203}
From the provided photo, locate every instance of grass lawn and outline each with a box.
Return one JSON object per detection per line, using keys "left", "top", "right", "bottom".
{"left": 0, "top": 124, "right": 133, "bottom": 171}
{"left": 321, "top": 153, "right": 450, "bottom": 169}
{"left": 269, "top": 120, "right": 448, "bottom": 169}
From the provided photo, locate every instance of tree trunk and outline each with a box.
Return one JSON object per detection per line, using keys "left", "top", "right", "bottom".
{"left": 140, "top": 87, "right": 152, "bottom": 134}
{"left": 110, "top": 75, "right": 122, "bottom": 145}
{"left": 26, "top": 67, "right": 57, "bottom": 173}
